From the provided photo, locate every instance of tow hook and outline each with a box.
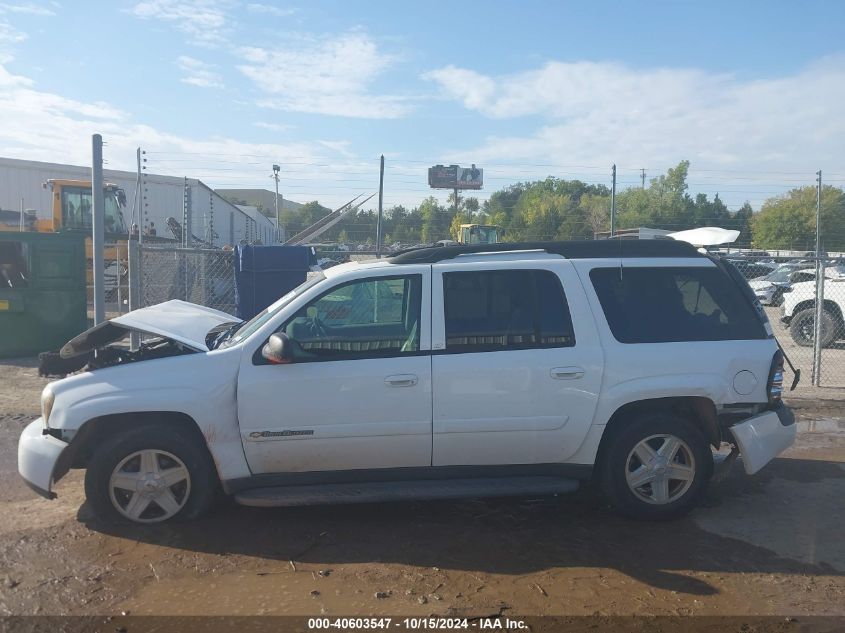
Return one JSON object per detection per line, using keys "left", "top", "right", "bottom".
{"left": 713, "top": 445, "right": 740, "bottom": 482}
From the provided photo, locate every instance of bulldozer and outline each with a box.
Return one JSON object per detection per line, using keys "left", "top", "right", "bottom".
{"left": 0, "top": 179, "right": 131, "bottom": 303}
{"left": 458, "top": 223, "right": 500, "bottom": 245}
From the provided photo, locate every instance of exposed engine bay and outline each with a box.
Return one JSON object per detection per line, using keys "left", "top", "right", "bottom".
{"left": 38, "top": 338, "right": 195, "bottom": 377}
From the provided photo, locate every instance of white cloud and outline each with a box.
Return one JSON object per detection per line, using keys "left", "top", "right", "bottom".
{"left": 0, "top": 20, "right": 26, "bottom": 43}
{"left": 246, "top": 3, "right": 296, "bottom": 18}
{"left": 237, "top": 33, "right": 410, "bottom": 119}
{"left": 176, "top": 55, "right": 224, "bottom": 88}
{"left": 0, "top": 61, "right": 373, "bottom": 209}
{"left": 254, "top": 121, "right": 295, "bottom": 132}
{"left": 424, "top": 57, "right": 845, "bottom": 177}
{"left": 317, "top": 139, "right": 354, "bottom": 157}
{"left": 0, "top": 3, "right": 56, "bottom": 16}
{"left": 130, "top": 0, "right": 232, "bottom": 45}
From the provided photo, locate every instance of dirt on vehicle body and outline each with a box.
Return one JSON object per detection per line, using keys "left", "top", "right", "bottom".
{"left": 1, "top": 358, "right": 845, "bottom": 619}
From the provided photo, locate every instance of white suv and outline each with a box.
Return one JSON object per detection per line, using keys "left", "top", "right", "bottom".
{"left": 19, "top": 241, "right": 795, "bottom": 524}
{"left": 781, "top": 265, "right": 845, "bottom": 347}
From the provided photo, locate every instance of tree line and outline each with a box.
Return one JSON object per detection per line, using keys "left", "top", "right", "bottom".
{"left": 259, "top": 160, "right": 845, "bottom": 251}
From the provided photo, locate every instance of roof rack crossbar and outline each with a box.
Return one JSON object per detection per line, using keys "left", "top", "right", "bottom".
{"left": 387, "top": 239, "right": 702, "bottom": 264}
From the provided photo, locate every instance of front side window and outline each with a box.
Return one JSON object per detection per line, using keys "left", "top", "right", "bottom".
{"left": 281, "top": 275, "right": 422, "bottom": 360}
{"left": 104, "top": 191, "right": 127, "bottom": 233}
{"left": 443, "top": 269, "right": 575, "bottom": 352}
{"left": 590, "top": 266, "right": 767, "bottom": 343}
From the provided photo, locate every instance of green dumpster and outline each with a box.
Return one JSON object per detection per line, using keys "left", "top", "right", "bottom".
{"left": 0, "top": 231, "right": 87, "bottom": 358}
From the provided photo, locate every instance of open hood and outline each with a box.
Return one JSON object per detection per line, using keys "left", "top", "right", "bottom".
{"left": 60, "top": 300, "right": 240, "bottom": 358}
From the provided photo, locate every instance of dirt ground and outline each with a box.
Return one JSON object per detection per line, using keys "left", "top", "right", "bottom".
{"left": 1, "top": 357, "right": 844, "bottom": 622}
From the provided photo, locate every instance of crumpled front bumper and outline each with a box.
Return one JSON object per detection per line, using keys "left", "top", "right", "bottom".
{"left": 729, "top": 406, "right": 796, "bottom": 475}
{"left": 18, "top": 418, "right": 68, "bottom": 499}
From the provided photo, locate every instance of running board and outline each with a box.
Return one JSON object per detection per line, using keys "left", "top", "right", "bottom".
{"left": 234, "top": 476, "right": 579, "bottom": 508}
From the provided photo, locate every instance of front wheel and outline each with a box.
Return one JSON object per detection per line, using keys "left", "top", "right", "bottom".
{"left": 84, "top": 424, "right": 217, "bottom": 524}
{"left": 600, "top": 413, "right": 713, "bottom": 520}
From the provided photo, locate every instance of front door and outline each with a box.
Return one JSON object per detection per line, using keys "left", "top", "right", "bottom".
{"left": 238, "top": 269, "right": 432, "bottom": 474}
{"left": 431, "top": 261, "right": 603, "bottom": 466}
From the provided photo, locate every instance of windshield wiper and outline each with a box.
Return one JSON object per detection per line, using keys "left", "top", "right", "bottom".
{"left": 210, "top": 322, "right": 241, "bottom": 350}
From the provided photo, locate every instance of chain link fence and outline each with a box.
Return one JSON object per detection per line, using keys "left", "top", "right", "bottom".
{"left": 728, "top": 254, "right": 845, "bottom": 389}
{"left": 135, "top": 243, "right": 236, "bottom": 316}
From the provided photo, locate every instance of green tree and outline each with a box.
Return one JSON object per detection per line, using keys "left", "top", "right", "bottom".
{"left": 580, "top": 193, "right": 609, "bottom": 236}
{"left": 751, "top": 185, "right": 845, "bottom": 250}
{"left": 730, "top": 202, "right": 754, "bottom": 247}
{"left": 419, "top": 196, "right": 450, "bottom": 243}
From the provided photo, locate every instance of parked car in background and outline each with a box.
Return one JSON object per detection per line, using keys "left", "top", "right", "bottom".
{"left": 749, "top": 263, "right": 815, "bottom": 306}
{"left": 781, "top": 264, "right": 845, "bottom": 347}
{"left": 725, "top": 258, "right": 777, "bottom": 280}
{"left": 19, "top": 241, "right": 794, "bottom": 525}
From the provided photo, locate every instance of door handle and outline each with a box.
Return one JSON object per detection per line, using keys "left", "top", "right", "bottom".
{"left": 385, "top": 374, "right": 418, "bottom": 387}
{"left": 550, "top": 366, "right": 584, "bottom": 380}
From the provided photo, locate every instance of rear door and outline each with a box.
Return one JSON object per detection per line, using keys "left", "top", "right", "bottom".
{"left": 430, "top": 260, "right": 603, "bottom": 466}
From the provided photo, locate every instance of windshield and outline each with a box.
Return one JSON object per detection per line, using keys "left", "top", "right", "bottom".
{"left": 762, "top": 266, "right": 800, "bottom": 283}
{"left": 463, "top": 226, "right": 498, "bottom": 244}
{"left": 61, "top": 186, "right": 127, "bottom": 233}
{"left": 218, "top": 272, "right": 326, "bottom": 348}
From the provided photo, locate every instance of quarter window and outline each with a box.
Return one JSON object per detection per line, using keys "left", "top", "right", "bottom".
{"left": 281, "top": 275, "right": 422, "bottom": 360}
{"left": 443, "top": 269, "right": 575, "bottom": 352}
{"left": 590, "top": 266, "right": 767, "bottom": 343}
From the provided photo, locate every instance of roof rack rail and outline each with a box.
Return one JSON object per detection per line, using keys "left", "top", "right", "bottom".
{"left": 387, "top": 239, "right": 702, "bottom": 264}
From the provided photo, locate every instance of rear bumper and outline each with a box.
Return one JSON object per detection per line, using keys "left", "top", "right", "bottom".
{"left": 729, "top": 406, "right": 796, "bottom": 475}
{"left": 18, "top": 418, "right": 68, "bottom": 499}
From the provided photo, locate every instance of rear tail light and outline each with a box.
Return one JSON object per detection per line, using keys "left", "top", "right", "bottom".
{"left": 768, "top": 350, "right": 784, "bottom": 405}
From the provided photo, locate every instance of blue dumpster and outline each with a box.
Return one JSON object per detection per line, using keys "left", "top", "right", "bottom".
{"left": 234, "top": 245, "right": 317, "bottom": 320}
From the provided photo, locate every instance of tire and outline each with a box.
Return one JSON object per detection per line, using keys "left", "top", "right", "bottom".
{"left": 789, "top": 308, "right": 836, "bottom": 348}
{"left": 84, "top": 423, "right": 218, "bottom": 524}
{"left": 600, "top": 412, "right": 713, "bottom": 520}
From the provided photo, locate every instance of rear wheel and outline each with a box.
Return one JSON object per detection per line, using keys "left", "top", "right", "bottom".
{"left": 84, "top": 424, "right": 217, "bottom": 524}
{"left": 789, "top": 308, "right": 836, "bottom": 348}
{"left": 600, "top": 413, "right": 713, "bottom": 520}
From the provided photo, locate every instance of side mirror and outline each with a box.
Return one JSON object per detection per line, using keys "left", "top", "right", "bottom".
{"left": 262, "top": 333, "right": 293, "bottom": 364}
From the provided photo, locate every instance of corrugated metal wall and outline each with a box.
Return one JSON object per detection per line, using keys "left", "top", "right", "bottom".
{"left": 0, "top": 157, "right": 255, "bottom": 248}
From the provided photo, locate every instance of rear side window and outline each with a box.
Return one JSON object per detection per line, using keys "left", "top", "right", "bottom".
{"left": 590, "top": 266, "right": 767, "bottom": 343}
{"left": 443, "top": 269, "right": 575, "bottom": 352}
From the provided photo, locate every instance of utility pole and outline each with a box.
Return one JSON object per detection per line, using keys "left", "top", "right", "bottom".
{"left": 91, "top": 134, "right": 106, "bottom": 325}
{"left": 640, "top": 168, "right": 646, "bottom": 189}
{"left": 272, "top": 164, "right": 281, "bottom": 243}
{"left": 376, "top": 155, "right": 384, "bottom": 257}
{"left": 812, "top": 170, "right": 824, "bottom": 386}
{"left": 610, "top": 163, "right": 617, "bottom": 237}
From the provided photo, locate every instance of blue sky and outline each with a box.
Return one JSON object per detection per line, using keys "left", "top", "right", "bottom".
{"left": 1, "top": 0, "right": 844, "bottom": 210}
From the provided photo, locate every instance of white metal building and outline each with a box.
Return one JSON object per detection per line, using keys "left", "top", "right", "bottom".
{"left": 235, "top": 205, "right": 281, "bottom": 245}
{"left": 0, "top": 156, "right": 262, "bottom": 248}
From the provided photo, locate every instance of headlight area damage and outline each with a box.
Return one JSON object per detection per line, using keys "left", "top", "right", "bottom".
{"left": 37, "top": 299, "right": 240, "bottom": 377}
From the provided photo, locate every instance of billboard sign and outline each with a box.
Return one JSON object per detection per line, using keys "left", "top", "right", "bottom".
{"left": 428, "top": 164, "right": 483, "bottom": 190}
